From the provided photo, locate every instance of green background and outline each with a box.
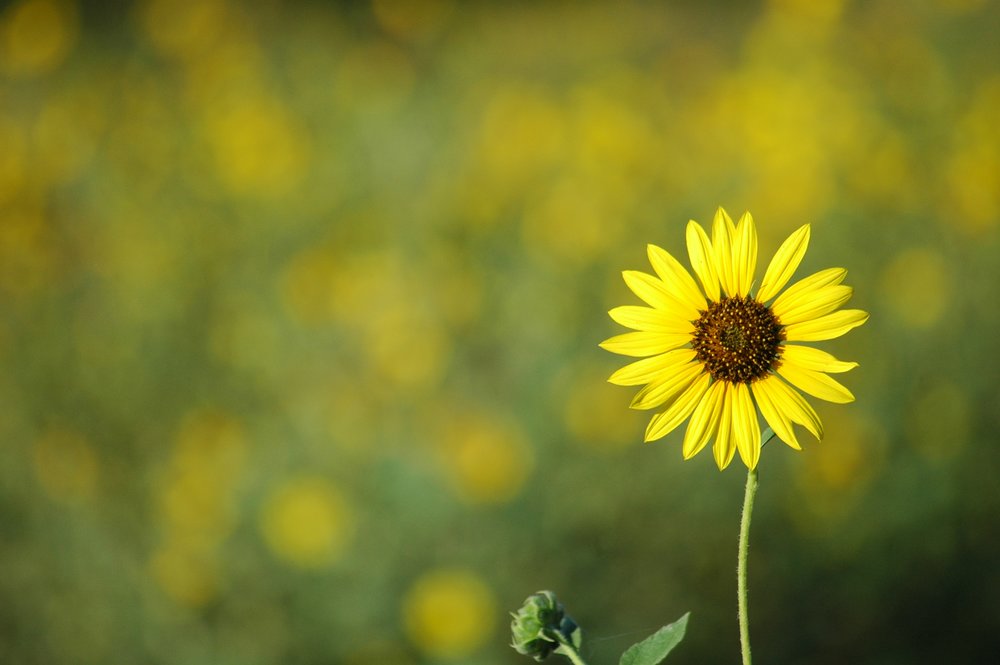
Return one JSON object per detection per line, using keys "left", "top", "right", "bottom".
{"left": 2, "top": 0, "right": 999, "bottom": 663}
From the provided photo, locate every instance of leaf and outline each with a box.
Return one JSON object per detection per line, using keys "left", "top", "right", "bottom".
{"left": 618, "top": 613, "right": 690, "bottom": 665}
{"left": 568, "top": 622, "right": 582, "bottom": 649}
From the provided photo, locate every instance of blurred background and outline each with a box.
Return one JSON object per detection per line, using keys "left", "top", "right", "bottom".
{"left": 2, "top": 0, "right": 999, "bottom": 663}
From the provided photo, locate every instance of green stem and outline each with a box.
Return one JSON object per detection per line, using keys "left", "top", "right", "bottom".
{"left": 554, "top": 632, "right": 589, "bottom": 665}
{"left": 737, "top": 465, "right": 758, "bottom": 665}
{"left": 738, "top": 427, "right": 774, "bottom": 665}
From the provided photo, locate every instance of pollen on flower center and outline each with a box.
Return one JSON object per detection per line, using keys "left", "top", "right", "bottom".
{"left": 691, "top": 296, "right": 783, "bottom": 384}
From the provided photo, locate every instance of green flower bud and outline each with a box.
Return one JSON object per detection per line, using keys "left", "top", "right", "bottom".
{"left": 510, "top": 591, "right": 579, "bottom": 661}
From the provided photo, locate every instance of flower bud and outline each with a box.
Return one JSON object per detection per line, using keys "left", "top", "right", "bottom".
{"left": 510, "top": 591, "right": 579, "bottom": 661}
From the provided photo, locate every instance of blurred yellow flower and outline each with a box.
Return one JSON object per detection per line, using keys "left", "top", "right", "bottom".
{"left": 561, "top": 367, "right": 635, "bottom": 453}
{"left": 136, "top": 0, "right": 230, "bottom": 60}
{"left": 476, "top": 86, "right": 566, "bottom": 186}
{"left": 148, "top": 537, "right": 220, "bottom": 608}
{"left": 879, "top": 247, "right": 951, "bottom": 329}
{"left": 603, "top": 208, "right": 868, "bottom": 469}
{"left": 202, "top": 95, "right": 309, "bottom": 198}
{"left": 402, "top": 568, "right": 496, "bottom": 660}
{"left": 0, "top": 115, "right": 26, "bottom": 204}
{"left": 33, "top": 427, "right": 98, "bottom": 502}
{"left": 436, "top": 410, "right": 533, "bottom": 504}
{"left": 260, "top": 476, "right": 354, "bottom": 569}
{"left": 0, "top": 0, "right": 77, "bottom": 77}
{"left": 151, "top": 409, "right": 247, "bottom": 601}
{"left": 786, "top": 412, "right": 887, "bottom": 538}
{"left": 905, "top": 381, "right": 970, "bottom": 461}
{"left": 371, "top": 0, "right": 454, "bottom": 43}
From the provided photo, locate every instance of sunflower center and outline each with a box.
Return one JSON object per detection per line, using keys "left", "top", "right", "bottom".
{"left": 720, "top": 326, "right": 745, "bottom": 351}
{"left": 691, "top": 296, "right": 783, "bottom": 384}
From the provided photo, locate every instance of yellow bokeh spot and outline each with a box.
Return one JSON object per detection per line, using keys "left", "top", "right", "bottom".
{"left": 572, "top": 87, "right": 651, "bottom": 178}
{"left": 731, "top": 71, "right": 840, "bottom": 220}
{"left": 203, "top": 96, "right": 309, "bottom": 197}
{"left": 326, "top": 248, "right": 397, "bottom": 325}
{"left": 800, "top": 416, "right": 869, "bottom": 491}
{"left": 769, "top": 0, "right": 845, "bottom": 22}
{"left": 137, "top": 0, "right": 231, "bottom": 59}
{"left": 521, "top": 176, "right": 620, "bottom": 265}
{"left": 905, "top": 381, "right": 969, "bottom": 461}
{"left": 161, "top": 467, "right": 237, "bottom": 540}
{"left": 209, "top": 297, "right": 283, "bottom": 376}
{"left": 173, "top": 410, "right": 246, "bottom": 475}
{"left": 846, "top": 130, "right": 916, "bottom": 209}
{"left": 282, "top": 246, "right": 452, "bottom": 391}
{"left": 946, "top": 146, "right": 1000, "bottom": 233}
{"left": 148, "top": 538, "right": 220, "bottom": 608}
{"left": 0, "top": 0, "right": 77, "bottom": 77}
{"left": 104, "top": 75, "right": 176, "bottom": 197}
{"left": 150, "top": 411, "right": 247, "bottom": 607}
{"left": 33, "top": 427, "right": 98, "bottom": 501}
{"left": 335, "top": 40, "right": 415, "bottom": 111}
{"left": 944, "top": 78, "right": 1000, "bottom": 233}
{"left": 791, "top": 411, "right": 886, "bottom": 533}
{"left": 363, "top": 301, "right": 449, "bottom": 392}
{"left": 32, "top": 87, "right": 105, "bottom": 186}
{"left": 879, "top": 247, "right": 952, "bottom": 329}
{"left": 563, "top": 372, "right": 636, "bottom": 453}
{"left": 0, "top": 205, "right": 56, "bottom": 297}
{"left": 0, "top": 115, "right": 26, "bottom": 203}
{"left": 260, "top": 477, "right": 354, "bottom": 569}
{"left": 281, "top": 246, "right": 339, "bottom": 326}
{"left": 437, "top": 411, "right": 533, "bottom": 504}
{"left": 476, "top": 86, "right": 566, "bottom": 184}
{"left": 372, "top": 0, "right": 454, "bottom": 43}
{"left": 402, "top": 568, "right": 496, "bottom": 660}
{"left": 161, "top": 411, "right": 246, "bottom": 537}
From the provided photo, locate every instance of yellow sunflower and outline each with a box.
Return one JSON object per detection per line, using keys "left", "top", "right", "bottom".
{"left": 601, "top": 208, "right": 868, "bottom": 470}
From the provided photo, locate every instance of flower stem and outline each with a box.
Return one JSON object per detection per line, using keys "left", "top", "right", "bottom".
{"left": 553, "top": 633, "right": 589, "bottom": 665}
{"left": 737, "top": 465, "right": 758, "bottom": 665}
{"left": 738, "top": 427, "right": 774, "bottom": 665}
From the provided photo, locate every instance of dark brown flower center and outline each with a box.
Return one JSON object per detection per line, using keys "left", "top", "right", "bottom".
{"left": 691, "top": 296, "right": 783, "bottom": 384}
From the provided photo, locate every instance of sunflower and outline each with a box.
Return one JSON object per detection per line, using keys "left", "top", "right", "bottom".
{"left": 601, "top": 208, "right": 868, "bottom": 470}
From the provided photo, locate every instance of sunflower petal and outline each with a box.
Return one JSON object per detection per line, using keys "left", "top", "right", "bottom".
{"left": 608, "top": 305, "right": 695, "bottom": 333}
{"left": 712, "top": 384, "right": 736, "bottom": 470}
{"left": 764, "top": 375, "right": 824, "bottom": 440}
{"left": 777, "top": 363, "right": 855, "bottom": 404}
{"left": 644, "top": 372, "right": 711, "bottom": 441}
{"left": 608, "top": 348, "right": 698, "bottom": 386}
{"left": 685, "top": 221, "right": 721, "bottom": 301}
{"left": 757, "top": 224, "right": 810, "bottom": 302}
{"left": 682, "top": 379, "right": 725, "bottom": 459}
{"left": 599, "top": 331, "right": 692, "bottom": 357}
{"left": 780, "top": 345, "right": 858, "bottom": 374}
{"left": 630, "top": 363, "right": 704, "bottom": 410}
{"left": 712, "top": 207, "right": 737, "bottom": 297}
{"left": 621, "top": 271, "right": 699, "bottom": 321}
{"left": 646, "top": 244, "right": 707, "bottom": 312}
{"left": 783, "top": 309, "right": 869, "bottom": 341}
{"left": 751, "top": 377, "right": 801, "bottom": 450}
{"left": 732, "top": 382, "right": 761, "bottom": 469}
{"left": 733, "top": 211, "right": 758, "bottom": 297}
{"left": 770, "top": 267, "right": 847, "bottom": 319}
{"left": 773, "top": 285, "right": 854, "bottom": 326}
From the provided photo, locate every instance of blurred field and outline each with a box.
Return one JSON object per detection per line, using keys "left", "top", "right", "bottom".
{"left": 2, "top": 0, "right": 1000, "bottom": 663}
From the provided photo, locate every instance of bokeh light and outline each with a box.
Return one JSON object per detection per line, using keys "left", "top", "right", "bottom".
{"left": 402, "top": 568, "right": 497, "bottom": 660}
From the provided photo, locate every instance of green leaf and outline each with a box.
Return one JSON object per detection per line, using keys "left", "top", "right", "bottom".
{"left": 618, "top": 613, "right": 690, "bottom": 665}
{"left": 568, "top": 622, "right": 582, "bottom": 649}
